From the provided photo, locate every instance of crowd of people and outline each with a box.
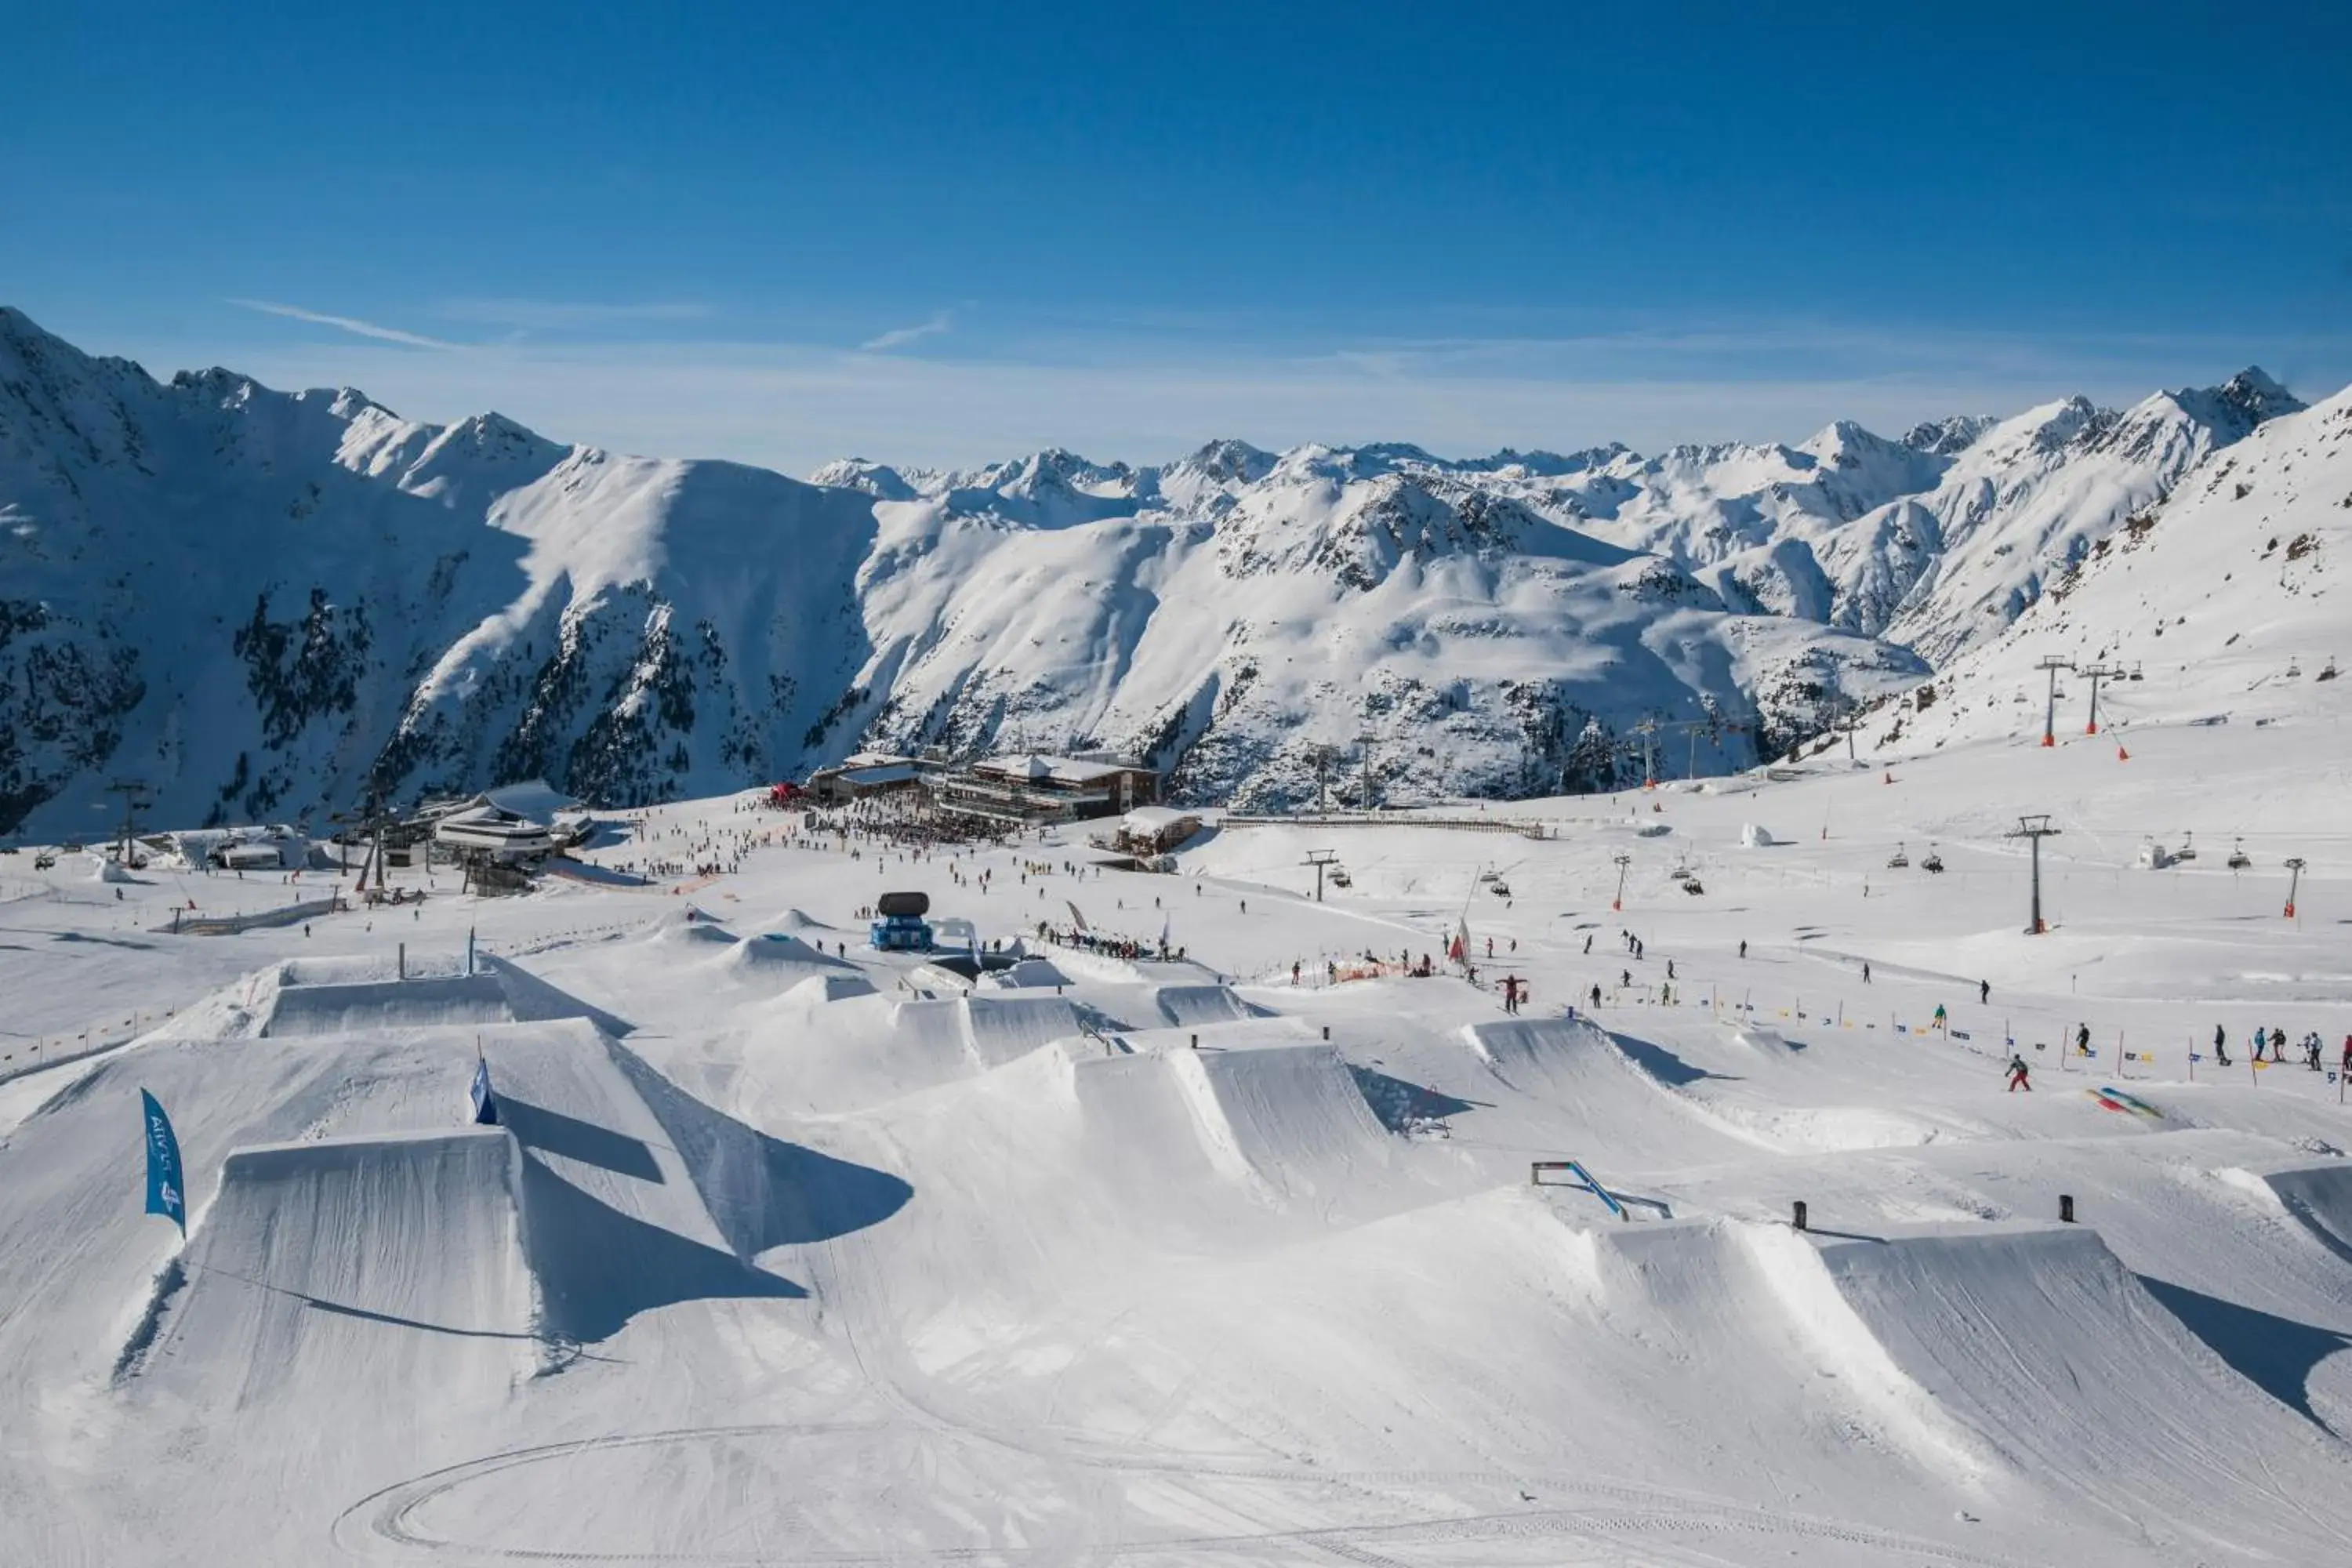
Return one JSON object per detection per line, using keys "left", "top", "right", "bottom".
{"left": 1034, "top": 922, "right": 1181, "bottom": 964}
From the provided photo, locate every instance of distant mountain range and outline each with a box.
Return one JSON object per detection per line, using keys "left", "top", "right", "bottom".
{"left": 0, "top": 305, "right": 2314, "bottom": 833}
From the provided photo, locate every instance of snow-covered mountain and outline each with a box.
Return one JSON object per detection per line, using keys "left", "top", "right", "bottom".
{"left": 0, "top": 305, "right": 2316, "bottom": 833}
{"left": 1884, "top": 378, "right": 2352, "bottom": 754}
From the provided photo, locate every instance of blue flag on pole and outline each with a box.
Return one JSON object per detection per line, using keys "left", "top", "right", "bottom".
{"left": 140, "top": 1089, "right": 185, "bottom": 1234}
{"left": 470, "top": 1054, "right": 499, "bottom": 1126}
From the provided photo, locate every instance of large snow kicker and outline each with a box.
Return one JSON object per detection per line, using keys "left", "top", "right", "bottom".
{"left": 1813, "top": 1222, "right": 2352, "bottom": 1562}
{"left": 257, "top": 971, "right": 516, "bottom": 1036}
{"left": 125, "top": 1129, "right": 535, "bottom": 1402}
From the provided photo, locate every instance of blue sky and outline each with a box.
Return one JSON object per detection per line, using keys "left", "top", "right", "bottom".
{"left": 7, "top": 2, "right": 2347, "bottom": 471}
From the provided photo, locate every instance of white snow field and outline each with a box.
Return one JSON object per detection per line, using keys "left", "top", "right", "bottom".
{"left": 5, "top": 670, "right": 2352, "bottom": 1566}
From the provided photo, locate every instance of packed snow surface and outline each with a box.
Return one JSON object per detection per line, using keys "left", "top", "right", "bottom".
{"left": 5, "top": 625, "right": 2352, "bottom": 1565}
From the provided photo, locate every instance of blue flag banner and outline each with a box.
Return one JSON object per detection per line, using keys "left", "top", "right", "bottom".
{"left": 470, "top": 1055, "right": 499, "bottom": 1126}
{"left": 140, "top": 1089, "right": 185, "bottom": 1234}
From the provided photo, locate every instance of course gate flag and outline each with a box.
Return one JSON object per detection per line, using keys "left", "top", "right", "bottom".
{"left": 140, "top": 1089, "right": 185, "bottom": 1235}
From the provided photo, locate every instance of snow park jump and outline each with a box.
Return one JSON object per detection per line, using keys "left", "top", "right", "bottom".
{"left": 5, "top": 104, "right": 2352, "bottom": 1566}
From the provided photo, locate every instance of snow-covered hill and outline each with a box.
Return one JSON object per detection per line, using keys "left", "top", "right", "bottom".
{"left": 1887, "top": 379, "right": 2352, "bottom": 753}
{"left": 0, "top": 305, "right": 2316, "bottom": 833}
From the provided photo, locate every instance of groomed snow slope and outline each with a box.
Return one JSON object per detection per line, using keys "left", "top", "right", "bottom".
{"left": 8, "top": 687, "right": 2352, "bottom": 1563}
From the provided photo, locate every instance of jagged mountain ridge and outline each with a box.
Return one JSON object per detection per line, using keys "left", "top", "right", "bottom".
{"left": 1883, "top": 378, "right": 2352, "bottom": 755}
{"left": 0, "top": 306, "right": 2313, "bottom": 832}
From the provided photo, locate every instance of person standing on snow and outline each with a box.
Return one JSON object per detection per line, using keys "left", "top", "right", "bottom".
{"left": 1590, "top": 983, "right": 1602, "bottom": 1010}
{"left": 1740, "top": 939, "right": 1748, "bottom": 960}
{"left": 2006, "top": 1054, "right": 2031, "bottom": 1092}
{"left": 2214, "top": 1025, "right": 2230, "bottom": 1068}
{"left": 1933, "top": 1003, "right": 1947, "bottom": 1033}
{"left": 2075, "top": 1022, "right": 2091, "bottom": 1058}
{"left": 1979, "top": 979, "right": 1991, "bottom": 1005}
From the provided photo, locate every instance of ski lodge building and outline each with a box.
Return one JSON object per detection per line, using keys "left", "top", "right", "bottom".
{"left": 806, "top": 752, "right": 922, "bottom": 806}
{"left": 929, "top": 753, "right": 1160, "bottom": 826}
{"left": 421, "top": 779, "right": 583, "bottom": 863}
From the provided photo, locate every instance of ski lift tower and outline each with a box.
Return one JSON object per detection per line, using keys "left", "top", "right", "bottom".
{"left": 2284, "top": 856, "right": 2307, "bottom": 920}
{"left": 332, "top": 776, "right": 397, "bottom": 891}
{"left": 1307, "top": 745, "right": 1341, "bottom": 815}
{"left": 1354, "top": 732, "right": 1378, "bottom": 811}
{"left": 2035, "top": 655, "right": 2073, "bottom": 747}
{"left": 2077, "top": 662, "right": 2124, "bottom": 735}
{"left": 105, "top": 779, "right": 152, "bottom": 865}
{"left": 1632, "top": 717, "right": 1661, "bottom": 788}
{"left": 1302, "top": 849, "right": 1340, "bottom": 903}
{"left": 1611, "top": 851, "right": 1632, "bottom": 913}
{"left": 2005, "top": 814, "right": 2061, "bottom": 935}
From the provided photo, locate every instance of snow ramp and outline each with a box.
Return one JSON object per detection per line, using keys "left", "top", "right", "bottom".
{"left": 258, "top": 972, "right": 514, "bottom": 1036}
{"left": 961, "top": 993, "right": 1087, "bottom": 1067}
{"left": 1811, "top": 1221, "right": 2352, "bottom": 1561}
{"left": 1458, "top": 1017, "right": 1751, "bottom": 1160}
{"left": 1151, "top": 984, "right": 1268, "bottom": 1027}
{"left": 2261, "top": 1163, "right": 2352, "bottom": 1266}
{"left": 481, "top": 1022, "right": 815, "bottom": 1339}
{"left": 130, "top": 1130, "right": 533, "bottom": 1409}
{"left": 757, "top": 993, "right": 1085, "bottom": 1111}
{"left": 1170, "top": 1043, "right": 1395, "bottom": 1203}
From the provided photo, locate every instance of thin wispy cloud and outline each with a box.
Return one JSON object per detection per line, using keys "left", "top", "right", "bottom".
{"left": 433, "top": 298, "right": 713, "bottom": 330}
{"left": 860, "top": 310, "right": 953, "bottom": 352}
{"left": 227, "top": 299, "right": 462, "bottom": 350}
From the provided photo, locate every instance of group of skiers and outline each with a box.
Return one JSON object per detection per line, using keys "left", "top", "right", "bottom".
{"left": 2211, "top": 1024, "right": 2350, "bottom": 1073}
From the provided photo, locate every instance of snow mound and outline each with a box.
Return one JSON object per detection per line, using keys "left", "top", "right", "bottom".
{"left": 641, "top": 909, "right": 736, "bottom": 947}
{"left": 715, "top": 931, "right": 852, "bottom": 987}
{"left": 782, "top": 971, "right": 878, "bottom": 1005}
{"left": 977, "top": 956, "right": 1067, "bottom": 989}
{"left": 1740, "top": 822, "right": 1777, "bottom": 848}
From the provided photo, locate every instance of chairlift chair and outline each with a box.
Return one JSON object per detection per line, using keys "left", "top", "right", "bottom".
{"left": 1921, "top": 846, "right": 1944, "bottom": 873}
{"left": 2175, "top": 831, "right": 2196, "bottom": 862}
{"left": 2227, "top": 837, "right": 2252, "bottom": 870}
{"left": 1887, "top": 841, "right": 1910, "bottom": 869}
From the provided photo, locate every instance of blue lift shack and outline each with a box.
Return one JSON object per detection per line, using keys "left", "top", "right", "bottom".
{"left": 869, "top": 890, "right": 935, "bottom": 952}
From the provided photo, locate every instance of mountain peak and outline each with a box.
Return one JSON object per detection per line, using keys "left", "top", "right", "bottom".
{"left": 2216, "top": 366, "right": 2303, "bottom": 424}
